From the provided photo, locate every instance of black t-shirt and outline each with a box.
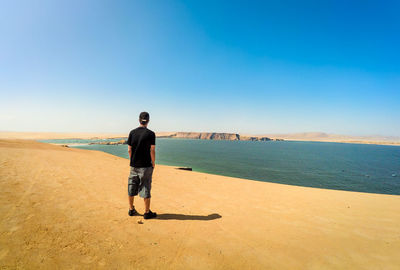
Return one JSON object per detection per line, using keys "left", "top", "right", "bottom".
{"left": 127, "top": 127, "right": 156, "bottom": 167}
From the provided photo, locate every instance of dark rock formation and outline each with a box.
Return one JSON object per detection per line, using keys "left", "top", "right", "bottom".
{"left": 176, "top": 167, "right": 193, "bottom": 171}
{"left": 240, "top": 136, "right": 272, "bottom": 141}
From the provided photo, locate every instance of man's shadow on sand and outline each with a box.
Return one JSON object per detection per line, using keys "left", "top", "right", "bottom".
{"left": 156, "top": 213, "right": 222, "bottom": 221}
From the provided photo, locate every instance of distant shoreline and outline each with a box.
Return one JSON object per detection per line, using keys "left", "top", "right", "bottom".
{"left": 278, "top": 139, "right": 400, "bottom": 146}
{"left": 1, "top": 131, "right": 399, "bottom": 146}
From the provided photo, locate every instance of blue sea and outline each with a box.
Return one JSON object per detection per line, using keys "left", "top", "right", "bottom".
{"left": 39, "top": 138, "right": 400, "bottom": 195}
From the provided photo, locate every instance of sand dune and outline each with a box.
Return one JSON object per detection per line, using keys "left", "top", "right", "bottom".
{"left": 1, "top": 140, "right": 400, "bottom": 269}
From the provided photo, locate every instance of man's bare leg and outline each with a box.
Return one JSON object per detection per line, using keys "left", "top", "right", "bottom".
{"left": 144, "top": 198, "right": 150, "bottom": 213}
{"left": 128, "top": 196, "right": 135, "bottom": 210}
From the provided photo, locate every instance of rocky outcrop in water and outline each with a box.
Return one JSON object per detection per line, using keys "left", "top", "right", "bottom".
{"left": 240, "top": 136, "right": 272, "bottom": 141}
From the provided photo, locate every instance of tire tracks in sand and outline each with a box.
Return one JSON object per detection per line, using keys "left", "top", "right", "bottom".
{"left": 1, "top": 152, "right": 46, "bottom": 227}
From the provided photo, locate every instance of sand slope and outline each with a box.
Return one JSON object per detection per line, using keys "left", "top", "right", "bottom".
{"left": 0, "top": 140, "right": 399, "bottom": 269}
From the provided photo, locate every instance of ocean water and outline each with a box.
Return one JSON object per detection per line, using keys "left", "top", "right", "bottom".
{"left": 39, "top": 139, "right": 400, "bottom": 195}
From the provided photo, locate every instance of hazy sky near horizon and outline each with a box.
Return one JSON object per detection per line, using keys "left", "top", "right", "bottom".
{"left": 1, "top": 0, "right": 399, "bottom": 136}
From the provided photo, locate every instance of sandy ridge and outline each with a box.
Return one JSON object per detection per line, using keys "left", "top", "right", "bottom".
{"left": 0, "top": 139, "right": 400, "bottom": 269}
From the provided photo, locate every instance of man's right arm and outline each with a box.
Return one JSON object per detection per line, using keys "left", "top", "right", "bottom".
{"left": 150, "top": 145, "right": 155, "bottom": 168}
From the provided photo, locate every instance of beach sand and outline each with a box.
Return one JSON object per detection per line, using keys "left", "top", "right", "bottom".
{"left": 1, "top": 139, "right": 399, "bottom": 269}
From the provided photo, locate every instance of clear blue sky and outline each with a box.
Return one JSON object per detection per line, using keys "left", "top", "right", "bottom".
{"left": 1, "top": 0, "right": 399, "bottom": 136}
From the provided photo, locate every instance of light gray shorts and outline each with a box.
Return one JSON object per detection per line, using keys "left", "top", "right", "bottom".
{"left": 128, "top": 167, "right": 153, "bottom": 198}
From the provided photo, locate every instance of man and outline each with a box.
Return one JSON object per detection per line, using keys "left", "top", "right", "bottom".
{"left": 127, "top": 112, "right": 157, "bottom": 219}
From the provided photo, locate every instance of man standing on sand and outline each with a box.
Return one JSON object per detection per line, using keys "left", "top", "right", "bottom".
{"left": 127, "top": 112, "right": 157, "bottom": 219}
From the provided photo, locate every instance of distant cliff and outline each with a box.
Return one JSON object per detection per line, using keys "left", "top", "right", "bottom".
{"left": 84, "top": 133, "right": 283, "bottom": 144}
{"left": 173, "top": 132, "right": 240, "bottom": 140}
{"left": 157, "top": 132, "right": 283, "bottom": 142}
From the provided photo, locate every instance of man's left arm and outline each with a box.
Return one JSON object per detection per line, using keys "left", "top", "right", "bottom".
{"left": 150, "top": 132, "right": 156, "bottom": 168}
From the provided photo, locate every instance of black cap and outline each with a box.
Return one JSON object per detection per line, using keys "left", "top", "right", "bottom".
{"left": 139, "top": 112, "right": 150, "bottom": 123}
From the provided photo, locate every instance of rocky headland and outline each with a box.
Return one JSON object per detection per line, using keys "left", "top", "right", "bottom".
{"left": 85, "top": 133, "right": 283, "bottom": 144}
{"left": 157, "top": 132, "right": 283, "bottom": 142}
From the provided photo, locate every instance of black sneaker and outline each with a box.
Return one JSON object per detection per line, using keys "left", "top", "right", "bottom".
{"left": 143, "top": 210, "right": 157, "bottom": 219}
{"left": 128, "top": 208, "right": 138, "bottom": 216}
